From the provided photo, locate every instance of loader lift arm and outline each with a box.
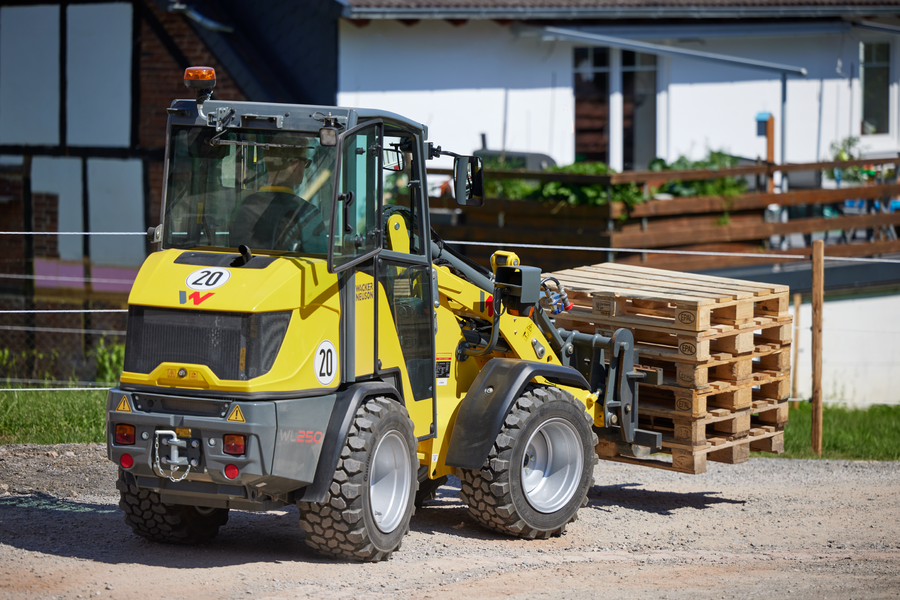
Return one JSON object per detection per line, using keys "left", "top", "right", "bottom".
{"left": 431, "top": 239, "right": 662, "bottom": 463}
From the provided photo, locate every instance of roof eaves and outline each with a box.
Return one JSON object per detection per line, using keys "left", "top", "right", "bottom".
{"left": 340, "top": 5, "right": 900, "bottom": 20}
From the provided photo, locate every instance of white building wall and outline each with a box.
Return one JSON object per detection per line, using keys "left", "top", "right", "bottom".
{"left": 342, "top": 23, "right": 900, "bottom": 169}
{"left": 791, "top": 292, "right": 900, "bottom": 407}
{"left": 665, "top": 34, "right": 861, "bottom": 164}
{"left": 338, "top": 20, "right": 576, "bottom": 167}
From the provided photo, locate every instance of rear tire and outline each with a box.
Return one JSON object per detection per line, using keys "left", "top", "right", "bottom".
{"left": 459, "top": 385, "right": 597, "bottom": 539}
{"left": 297, "top": 397, "right": 417, "bottom": 561}
{"left": 116, "top": 470, "right": 229, "bottom": 544}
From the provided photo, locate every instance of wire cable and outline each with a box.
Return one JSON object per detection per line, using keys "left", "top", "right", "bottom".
{"left": 0, "top": 231, "right": 145, "bottom": 235}
{"left": 0, "top": 325, "right": 126, "bottom": 335}
{"left": 445, "top": 240, "right": 900, "bottom": 264}
{"left": 0, "top": 309, "right": 127, "bottom": 314}
{"left": 0, "top": 387, "right": 112, "bottom": 392}
{"left": 0, "top": 274, "right": 135, "bottom": 284}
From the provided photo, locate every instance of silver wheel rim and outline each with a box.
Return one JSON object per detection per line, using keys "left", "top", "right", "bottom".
{"left": 521, "top": 417, "right": 583, "bottom": 513}
{"left": 370, "top": 430, "right": 411, "bottom": 533}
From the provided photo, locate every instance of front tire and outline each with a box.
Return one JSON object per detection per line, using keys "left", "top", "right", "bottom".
{"left": 297, "top": 397, "right": 417, "bottom": 561}
{"left": 459, "top": 386, "right": 598, "bottom": 539}
{"left": 116, "top": 470, "right": 229, "bottom": 544}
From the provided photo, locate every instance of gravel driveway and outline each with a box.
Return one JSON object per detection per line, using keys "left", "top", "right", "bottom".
{"left": 1, "top": 443, "right": 898, "bottom": 599}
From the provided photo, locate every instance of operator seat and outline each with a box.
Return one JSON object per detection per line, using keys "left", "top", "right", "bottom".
{"left": 230, "top": 191, "right": 326, "bottom": 253}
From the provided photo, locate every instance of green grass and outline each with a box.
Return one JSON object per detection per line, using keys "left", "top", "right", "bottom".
{"left": 1, "top": 389, "right": 898, "bottom": 462}
{"left": 0, "top": 388, "right": 107, "bottom": 445}
{"left": 755, "top": 401, "right": 900, "bottom": 461}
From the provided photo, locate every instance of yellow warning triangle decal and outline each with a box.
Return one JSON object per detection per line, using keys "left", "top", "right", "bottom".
{"left": 116, "top": 396, "right": 131, "bottom": 413}
{"left": 227, "top": 405, "right": 246, "bottom": 423}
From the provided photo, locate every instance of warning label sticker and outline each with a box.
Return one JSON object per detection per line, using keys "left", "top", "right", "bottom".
{"left": 227, "top": 405, "right": 246, "bottom": 423}
{"left": 435, "top": 360, "right": 451, "bottom": 378}
{"left": 115, "top": 396, "right": 131, "bottom": 413}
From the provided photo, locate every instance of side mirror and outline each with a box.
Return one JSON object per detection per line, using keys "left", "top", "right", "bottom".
{"left": 383, "top": 148, "right": 405, "bottom": 172}
{"left": 453, "top": 156, "right": 485, "bottom": 207}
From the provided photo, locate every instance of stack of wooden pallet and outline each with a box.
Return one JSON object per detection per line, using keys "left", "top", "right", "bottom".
{"left": 550, "top": 262, "right": 792, "bottom": 474}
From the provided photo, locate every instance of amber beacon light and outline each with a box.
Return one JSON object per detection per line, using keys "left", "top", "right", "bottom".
{"left": 184, "top": 66, "right": 216, "bottom": 90}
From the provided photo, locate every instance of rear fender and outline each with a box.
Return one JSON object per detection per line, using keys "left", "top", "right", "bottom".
{"left": 445, "top": 358, "right": 590, "bottom": 470}
{"left": 295, "top": 381, "right": 403, "bottom": 503}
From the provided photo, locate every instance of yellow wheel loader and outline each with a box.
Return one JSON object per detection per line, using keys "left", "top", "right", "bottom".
{"left": 106, "top": 67, "right": 662, "bottom": 561}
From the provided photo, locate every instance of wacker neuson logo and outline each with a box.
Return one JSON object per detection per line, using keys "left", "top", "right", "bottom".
{"left": 179, "top": 291, "right": 214, "bottom": 305}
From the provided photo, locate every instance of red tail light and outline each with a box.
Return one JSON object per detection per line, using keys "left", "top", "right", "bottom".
{"left": 115, "top": 424, "right": 135, "bottom": 445}
{"left": 223, "top": 434, "right": 246, "bottom": 456}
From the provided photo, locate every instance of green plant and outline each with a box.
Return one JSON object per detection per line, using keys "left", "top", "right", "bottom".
{"left": 650, "top": 151, "right": 748, "bottom": 199}
{"left": 480, "top": 156, "right": 541, "bottom": 200}
{"left": 91, "top": 338, "right": 125, "bottom": 384}
{"left": 0, "top": 347, "right": 61, "bottom": 382}
{"left": 824, "top": 137, "right": 867, "bottom": 183}
{"left": 468, "top": 150, "right": 748, "bottom": 215}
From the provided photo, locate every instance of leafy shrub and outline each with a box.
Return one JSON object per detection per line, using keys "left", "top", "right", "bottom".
{"left": 824, "top": 137, "right": 870, "bottom": 184}
{"left": 475, "top": 151, "right": 748, "bottom": 213}
{"left": 0, "top": 348, "right": 61, "bottom": 382}
{"left": 91, "top": 338, "right": 125, "bottom": 384}
{"left": 649, "top": 151, "right": 747, "bottom": 198}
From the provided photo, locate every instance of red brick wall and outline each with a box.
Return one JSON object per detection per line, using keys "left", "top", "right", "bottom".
{"left": 32, "top": 192, "right": 59, "bottom": 259}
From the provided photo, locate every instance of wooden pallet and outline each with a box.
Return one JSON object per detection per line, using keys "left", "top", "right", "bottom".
{"left": 636, "top": 399, "right": 789, "bottom": 449}
{"left": 550, "top": 263, "right": 792, "bottom": 473}
{"left": 632, "top": 364, "right": 789, "bottom": 417}
{"left": 641, "top": 343, "right": 791, "bottom": 390}
{"left": 556, "top": 311, "right": 791, "bottom": 362}
{"left": 597, "top": 429, "right": 784, "bottom": 475}
{"left": 554, "top": 263, "right": 791, "bottom": 333}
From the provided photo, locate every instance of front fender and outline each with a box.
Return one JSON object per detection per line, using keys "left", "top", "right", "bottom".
{"left": 444, "top": 358, "right": 590, "bottom": 470}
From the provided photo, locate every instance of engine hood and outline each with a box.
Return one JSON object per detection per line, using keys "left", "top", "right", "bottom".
{"left": 128, "top": 249, "right": 338, "bottom": 313}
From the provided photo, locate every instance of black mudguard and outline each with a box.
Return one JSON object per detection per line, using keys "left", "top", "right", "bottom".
{"left": 445, "top": 358, "right": 590, "bottom": 470}
{"left": 295, "top": 381, "right": 403, "bottom": 503}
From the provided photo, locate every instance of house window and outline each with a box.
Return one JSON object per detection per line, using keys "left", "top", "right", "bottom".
{"left": 574, "top": 47, "right": 609, "bottom": 163}
{"left": 860, "top": 42, "right": 890, "bottom": 135}
{"left": 623, "top": 51, "right": 657, "bottom": 170}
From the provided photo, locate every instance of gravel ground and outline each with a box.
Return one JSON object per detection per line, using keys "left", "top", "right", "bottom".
{"left": 0, "top": 443, "right": 898, "bottom": 599}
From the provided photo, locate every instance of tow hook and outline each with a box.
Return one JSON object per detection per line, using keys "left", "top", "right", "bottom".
{"left": 154, "top": 430, "right": 192, "bottom": 482}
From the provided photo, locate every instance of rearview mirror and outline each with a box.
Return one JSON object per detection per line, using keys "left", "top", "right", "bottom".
{"left": 453, "top": 156, "right": 485, "bottom": 207}
{"left": 383, "top": 147, "right": 405, "bottom": 172}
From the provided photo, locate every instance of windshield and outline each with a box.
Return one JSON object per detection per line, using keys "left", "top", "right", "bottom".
{"left": 163, "top": 126, "right": 336, "bottom": 255}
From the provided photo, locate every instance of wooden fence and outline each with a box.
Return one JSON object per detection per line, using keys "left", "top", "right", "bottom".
{"left": 427, "top": 158, "right": 900, "bottom": 273}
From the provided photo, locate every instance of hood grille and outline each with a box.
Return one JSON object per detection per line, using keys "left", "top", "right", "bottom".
{"left": 124, "top": 306, "right": 291, "bottom": 381}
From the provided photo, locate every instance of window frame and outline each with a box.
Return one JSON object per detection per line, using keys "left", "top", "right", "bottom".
{"left": 860, "top": 39, "right": 893, "bottom": 139}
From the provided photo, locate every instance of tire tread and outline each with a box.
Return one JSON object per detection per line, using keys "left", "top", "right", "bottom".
{"left": 459, "top": 386, "right": 598, "bottom": 539}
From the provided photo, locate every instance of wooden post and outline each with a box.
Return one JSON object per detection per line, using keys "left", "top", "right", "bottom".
{"left": 766, "top": 115, "right": 775, "bottom": 193}
{"left": 791, "top": 292, "right": 801, "bottom": 409}
{"left": 811, "top": 240, "right": 824, "bottom": 455}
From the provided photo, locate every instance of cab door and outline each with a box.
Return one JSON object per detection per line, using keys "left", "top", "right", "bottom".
{"left": 376, "top": 129, "right": 436, "bottom": 438}
{"left": 327, "top": 122, "right": 436, "bottom": 439}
